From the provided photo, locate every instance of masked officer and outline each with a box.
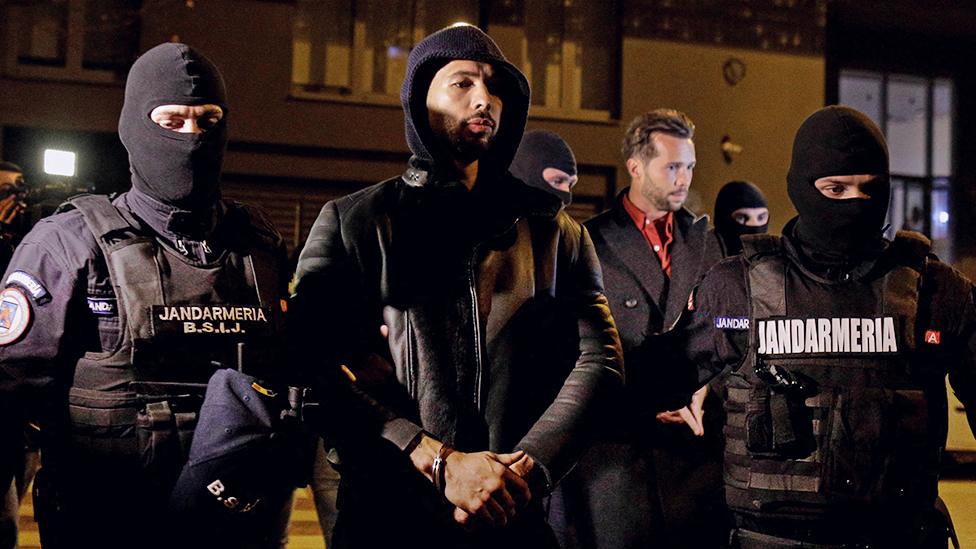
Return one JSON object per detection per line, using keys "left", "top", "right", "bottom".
{"left": 509, "top": 129, "right": 578, "bottom": 210}
{"left": 0, "top": 43, "right": 291, "bottom": 549}
{"left": 681, "top": 105, "right": 976, "bottom": 548}
{"left": 711, "top": 180, "right": 769, "bottom": 257}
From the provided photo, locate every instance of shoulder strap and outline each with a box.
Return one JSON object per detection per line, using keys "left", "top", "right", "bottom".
{"left": 743, "top": 234, "right": 787, "bottom": 318}
{"left": 740, "top": 233, "right": 783, "bottom": 263}
{"left": 67, "top": 194, "right": 164, "bottom": 342}
{"left": 62, "top": 194, "right": 134, "bottom": 242}
{"left": 890, "top": 230, "right": 932, "bottom": 275}
{"left": 218, "top": 200, "right": 284, "bottom": 309}
{"left": 879, "top": 231, "right": 930, "bottom": 351}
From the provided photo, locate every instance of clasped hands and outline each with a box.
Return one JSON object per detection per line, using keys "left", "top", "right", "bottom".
{"left": 411, "top": 435, "right": 535, "bottom": 531}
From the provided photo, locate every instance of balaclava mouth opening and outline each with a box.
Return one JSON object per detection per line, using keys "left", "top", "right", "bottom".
{"left": 119, "top": 42, "right": 228, "bottom": 213}
{"left": 787, "top": 105, "right": 890, "bottom": 264}
{"left": 400, "top": 24, "right": 530, "bottom": 185}
{"left": 714, "top": 180, "right": 768, "bottom": 255}
{"left": 510, "top": 130, "right": 577, "bottom": 207}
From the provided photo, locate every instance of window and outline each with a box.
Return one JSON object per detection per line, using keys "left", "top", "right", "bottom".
{"left": 291, "top": 0, "right": 620, "bottom": 119}
{"left": 486, "top": 0, "right": 618, "bottom": 120}
{"left": 838, "top": 70, "right": 955, "bottom": 260}
{"left": 292, "top": 0, "right": 480, "bottom": 105}
{"left": 2, "top": 0, "right": 140, "bottom": 83}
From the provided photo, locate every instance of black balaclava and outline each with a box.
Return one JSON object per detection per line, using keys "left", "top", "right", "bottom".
{"left": 714, "top": 180, "right": 768, "bottom": 256}
{"left": 787, "top": 105, "right": 889, "bottom": 264}
{"left": 119, "top": 43, "right": 228, "bottom": 214}
{"left": 400, "top": 24, "right": 530, "bottom": 183}
{"left": 510, "top": 130, "right": 577, "bottom": 207}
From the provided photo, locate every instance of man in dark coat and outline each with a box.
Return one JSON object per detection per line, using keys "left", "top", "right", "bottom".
{"left": 552, "top": 109, "right": 725, "bottom": 549}
{"left": 290, "top": 24, "right": 623, "bottom": 549}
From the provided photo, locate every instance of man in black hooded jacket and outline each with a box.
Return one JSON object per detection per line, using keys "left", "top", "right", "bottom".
{"left": 0, "top": 43, "right": 292, "bottom": 549}
{"left": 680, "top": 105, "right": 976, "bottom": 548}
{"left": 290, "top": 24, "right": 623, "bottom": 548}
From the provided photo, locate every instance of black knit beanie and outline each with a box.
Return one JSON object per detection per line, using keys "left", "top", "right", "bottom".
{"left": 400, "top": 25, "right": 530, "bottom": 178}
{"left": 714, "top": 180, "right": 768, "bottom": 255}
{"left": 510, "top": 130, "right": 576, "bottom": 206}
{"left": 787, "top": 105, "right": 889, "bottom": 262}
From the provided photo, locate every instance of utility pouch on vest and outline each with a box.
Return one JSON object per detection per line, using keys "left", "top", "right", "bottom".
{"left": 744, "top": 385, "right": 773, "bottom": 455}
{"left": 132, "top": 381, "right": 207, "bottom": 492}
{"left": 67, "top": 387, "right": 141, "bottom": 457}
{"left": 822, "top": 386, "right": 934, "bottom": 505}
{"left": 747, "top": 360, "right": 818, "bottom": 458}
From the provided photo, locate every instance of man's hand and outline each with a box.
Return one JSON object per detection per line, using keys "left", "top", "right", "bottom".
{"left": 452, "top": 451, "right": 536, "bottom": 528}
{"left": 508, "top": 452, "right": 535, "bottom": 479}
{"left": 655, "top": 384, "right": 708, "bottom": 436}
{"left": 409, "top": 435, "right": 532, "bottom": 529}
{"left": 0, "top": 194, "right": 24, "bottom": 226}
{"left": 444, "top": 449, "right": 530, "bottom": 528}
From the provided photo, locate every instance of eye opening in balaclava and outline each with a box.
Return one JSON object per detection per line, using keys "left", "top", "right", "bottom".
{"left": 714, "top": 180, "right": 768, "bottom": 256}
{"left": 786, "top": 105, "right": 890, "bottom": 264}
{"left": 510, "top": 130, "right": 577, "bottom": 207}
{"left": 400, "top": 25, "right": 530, "bottom": 183}
{"left": 119, "top": 42, "right": 228, "bottom": 211}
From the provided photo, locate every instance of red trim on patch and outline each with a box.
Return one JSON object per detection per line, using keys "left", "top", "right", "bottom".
{"left": 924, "top": 330, "right": 941, "bottom": 345}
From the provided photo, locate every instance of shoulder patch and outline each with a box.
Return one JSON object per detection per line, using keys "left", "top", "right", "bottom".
{"left": 87, "top": 297, "right": 118, "bottom": 316}
{"left": 0, "top": 287, "right": 32, "bottom": 345}
{"left": 6, "top": 270, "right": 49, "bottom": 300}
{"left": 715, "top": 316, "right": 749, "bottom": 330}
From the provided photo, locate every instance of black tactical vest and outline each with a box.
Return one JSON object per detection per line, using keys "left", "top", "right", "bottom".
{"left": 58, "top": 194, "right": 285, "bottom": 491}
{"left": 725, "top": 232, "right": 944, "bottom": 531}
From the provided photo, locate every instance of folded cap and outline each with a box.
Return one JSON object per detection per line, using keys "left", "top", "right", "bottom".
{"left": 169, "top": 369, "right": 309, "bottom": 525}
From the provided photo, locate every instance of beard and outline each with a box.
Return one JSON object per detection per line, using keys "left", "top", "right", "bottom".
{"left": 431, "top": 110, "right": 497, "bottom": 163}
{"left": 641, "top": 173, "right": 686, "bottom": 212}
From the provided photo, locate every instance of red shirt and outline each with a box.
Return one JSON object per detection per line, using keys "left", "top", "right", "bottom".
{"left": 622, "top": 194, "right": 674, "bottom": 277}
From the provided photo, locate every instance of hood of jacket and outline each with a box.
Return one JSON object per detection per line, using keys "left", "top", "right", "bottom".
{"left": 399, "top": 24, "right": 530, "bottom": 184}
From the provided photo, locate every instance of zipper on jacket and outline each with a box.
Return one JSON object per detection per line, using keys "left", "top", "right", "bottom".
{"left": 467, "top": 216, "right": 522, "bottom": 412}
{"left": 467, "top": 247, "right": 485, "bottom": 412}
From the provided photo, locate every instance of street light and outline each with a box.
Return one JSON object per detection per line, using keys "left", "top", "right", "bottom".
{"left": 43, "top": 149, "right": 76, "bottom": 177}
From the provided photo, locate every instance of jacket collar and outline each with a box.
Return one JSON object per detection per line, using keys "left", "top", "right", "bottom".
{"left": 400, "top": 156, "right": 561, "bottom": 219}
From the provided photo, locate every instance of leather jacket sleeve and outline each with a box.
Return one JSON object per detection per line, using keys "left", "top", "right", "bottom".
{"left": 513, "top": 223, "right": 624, "bottom": 492}
{"left": 291, "top": 199, "right": 419, "bottom": 450}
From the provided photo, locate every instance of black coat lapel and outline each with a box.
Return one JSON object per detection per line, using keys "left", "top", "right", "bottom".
{"left": 664, "top": 209, "right": 708, "bottom": 328}
{"left": 603, "top": 200, "right": 667, "bottom": 317}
